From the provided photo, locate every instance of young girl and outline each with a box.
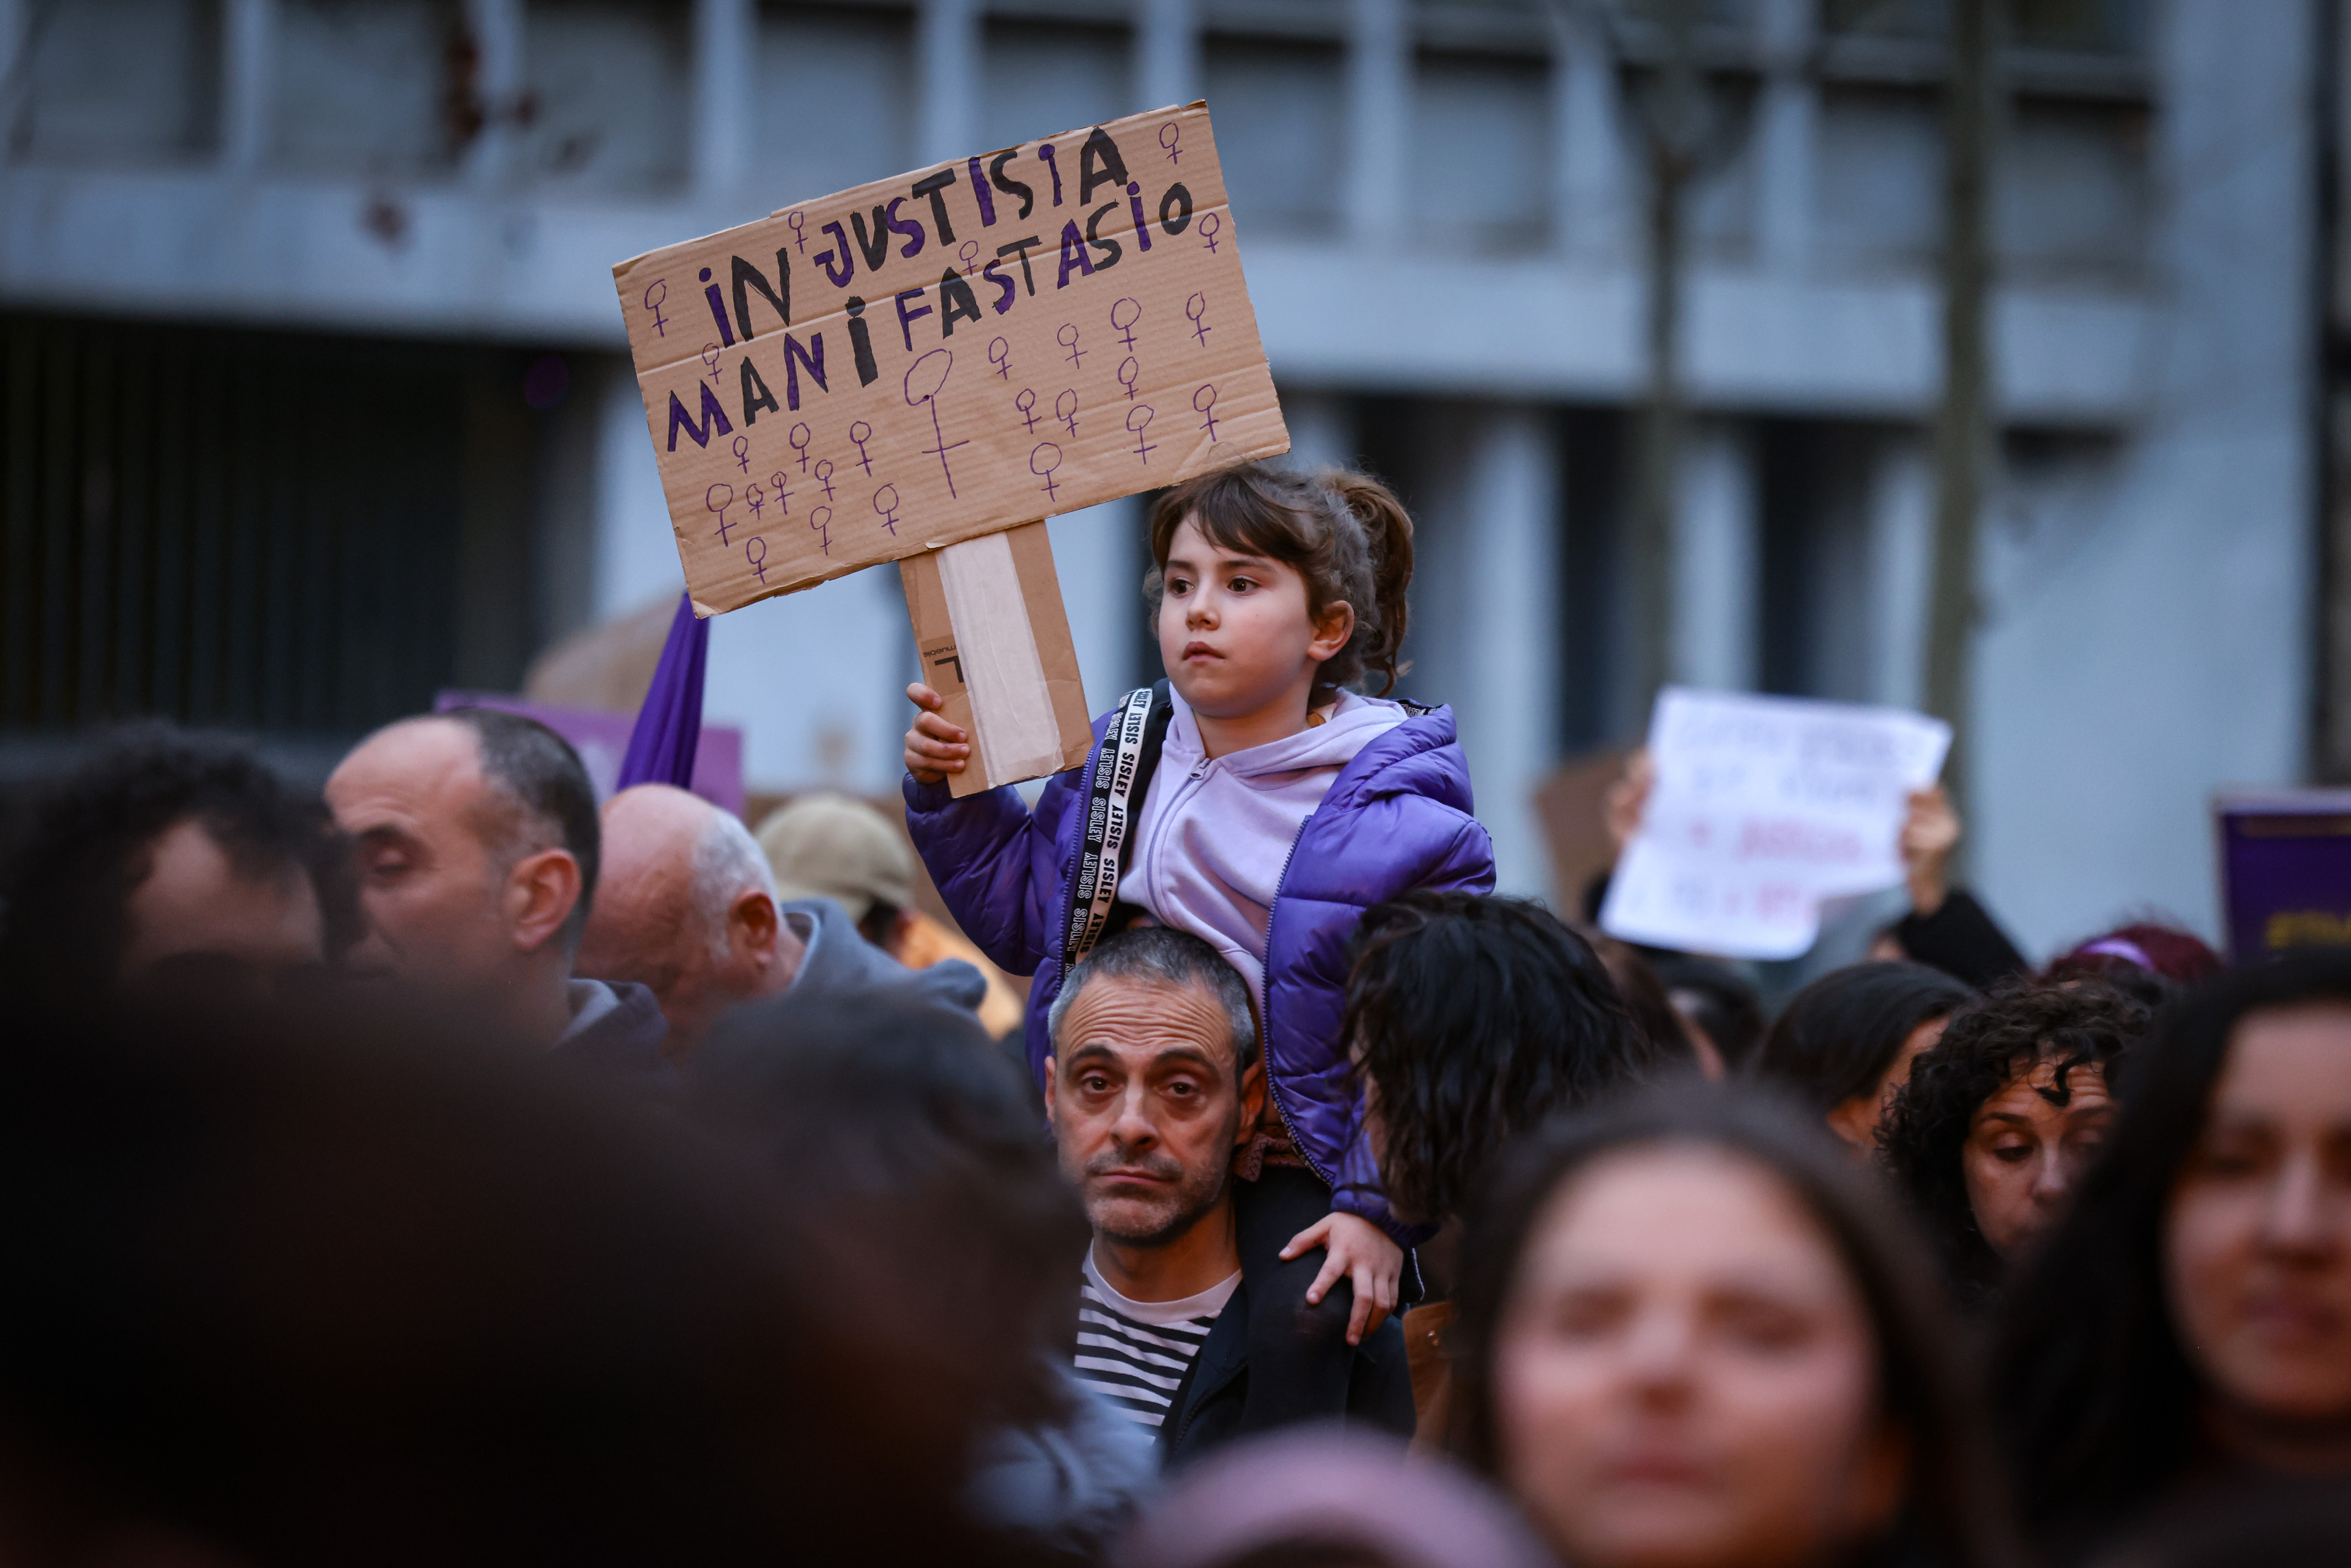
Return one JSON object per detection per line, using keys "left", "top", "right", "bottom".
{"left": 901, "top": 461, "right": 1494, "bottom": 1363}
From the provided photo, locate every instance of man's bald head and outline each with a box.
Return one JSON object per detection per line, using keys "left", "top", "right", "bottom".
{"left": 578, "top": 785, "right": 797, "bottom": 1056}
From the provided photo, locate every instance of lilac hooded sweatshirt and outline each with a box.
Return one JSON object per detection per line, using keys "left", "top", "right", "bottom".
{"left": 1117, "top": 689, "right": 1406, "bottom": 1006}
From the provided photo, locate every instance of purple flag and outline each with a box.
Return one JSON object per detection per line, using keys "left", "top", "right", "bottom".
{"left": 617, "top": 592, "right": 709, "bottom": 792}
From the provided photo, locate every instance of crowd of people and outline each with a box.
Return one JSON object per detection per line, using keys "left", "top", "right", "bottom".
{"left": 0, "top": 457, "right": 2347, "bottom": 1567}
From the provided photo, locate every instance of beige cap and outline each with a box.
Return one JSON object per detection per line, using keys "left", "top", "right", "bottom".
{"left": 753, "top": 793, "right": 917, "bottom": 927}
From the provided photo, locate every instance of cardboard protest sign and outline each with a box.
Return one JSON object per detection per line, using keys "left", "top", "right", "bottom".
{"left": 901, "top": 521, "right": 1094, "bottom": 796}
{"left": 1601, "top": 689, "right": 1951, "bottom": 960}
{"left": 613, "top": 101, "right": 1289, "bottom": 616}
{"left": 2216, "top": 789, "right": 2351, "bottom": 960}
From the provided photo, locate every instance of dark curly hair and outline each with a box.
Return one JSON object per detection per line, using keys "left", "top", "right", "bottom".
{"left": 1147, "top": 461, "right": 1414, "bottom": 699}
{"left": 0, "top": 723, "right": 357, "bottom": 999}
{"left": 1750, "top": 960, "right": 1976, "bottom": 1114}
{"left": 1878, "top": 976, "right": 2151, "bottom": 1305}
{"left": 1343, "top": 893, "right": 1658, "bottom": 1224}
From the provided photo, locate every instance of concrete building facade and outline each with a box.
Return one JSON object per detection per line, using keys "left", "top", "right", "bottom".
{"left": 0, "top": 0, "right": 2317, "bottom": 957}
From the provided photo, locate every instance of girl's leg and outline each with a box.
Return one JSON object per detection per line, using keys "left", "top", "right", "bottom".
{"left": 1232, "top": 1165, "right": 1359, "bottom": 1433}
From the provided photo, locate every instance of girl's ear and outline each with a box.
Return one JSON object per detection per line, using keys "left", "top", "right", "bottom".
{"left": 1307, "top": 599, "right": 1355, "bottom": 665}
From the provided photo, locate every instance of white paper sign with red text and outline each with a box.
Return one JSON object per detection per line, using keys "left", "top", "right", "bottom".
{"left": 1600, "top": 688, "right": 1951, "bottom": 960}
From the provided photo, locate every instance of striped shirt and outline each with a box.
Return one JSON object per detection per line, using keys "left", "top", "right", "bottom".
{"left": 1074, "top": 1253, "right": 1239, "bottom": 1431}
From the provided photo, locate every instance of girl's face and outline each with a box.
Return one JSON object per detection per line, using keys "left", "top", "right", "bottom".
{"left": 2167, "top": 1004, "right": 2351, "bottom": 1428}
{"left": 1960, "top": 1053, "right": 2114, "bottom": 1259}
{"left": 1491, "top": 1144, "right": 1904, "bottom": 1568}
{"left": 1157, "top": 516, "right": 1352, "bottom": 723}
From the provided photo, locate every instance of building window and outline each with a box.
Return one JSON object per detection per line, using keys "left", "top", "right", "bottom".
{"left": 1816, "top": 84, "right": 1944, "bottom": 269}
{"left": 755, "top": 2, "right": 917, "bottom": 207}
{"left": 272, "top": 0, "right": 466, "bottom": 179}
{"left": 981, "top": 18, "right": 1133, "bottom": 152}
{"left": 521, "top": 0, "right": 691, "bottom": 195}
{"left": 1413, "top": 48, "right": 1551, "bottom": 256}
{"left": 1202, "top": 34, "right": 1346, "bottom": 239}
{"left": 8, "top": 0, "right": 223, "bottom": 167}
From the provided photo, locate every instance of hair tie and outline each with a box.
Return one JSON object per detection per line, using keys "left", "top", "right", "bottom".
{"left": 2079, "top": 937, "right": 2156, "bottom": 972}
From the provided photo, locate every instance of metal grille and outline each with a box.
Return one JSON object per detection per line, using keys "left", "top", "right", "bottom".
{"left": 1, "top": 311, "right": 474, "bottom": 736}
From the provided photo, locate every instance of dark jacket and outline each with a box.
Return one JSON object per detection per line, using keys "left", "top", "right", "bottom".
{"left": 551, "top": 977, "right": 682, "bottom": 1103}
{"left": 1157, "top": 1277, "right": 1417, "bottom": 1467}
{"left": 780, "top": 897, "right": 989, "bottom": 1014}
{"left": 1894, "top": 889, "right": 2029, "bottom": 990}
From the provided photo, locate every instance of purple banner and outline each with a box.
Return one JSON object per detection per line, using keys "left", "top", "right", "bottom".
{"left": 434, "top": 690, "right": 745, "bottom": 818}
{"left": 2216, "top": 790, "right": 2351, "bottom": 962}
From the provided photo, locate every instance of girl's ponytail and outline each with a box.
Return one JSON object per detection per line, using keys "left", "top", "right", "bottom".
{"left": 1329, "top": 472, "right": 1414, "bottom": 697}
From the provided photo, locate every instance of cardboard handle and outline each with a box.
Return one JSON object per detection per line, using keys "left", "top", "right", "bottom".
{"left": 901, "top": 523, "right": 1095, "bottom": 796}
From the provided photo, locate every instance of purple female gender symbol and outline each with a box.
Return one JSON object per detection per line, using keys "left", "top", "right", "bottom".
{"left": 746, "top": 483, "right": 766, "bottom": 520}
{"left": 1117, "top": 357, "right": 1141, "bottom": 402}
{"left": 786, "top": 211, "right": 807, "bottom": 253}
{"left": 789, "top": 422, "right": 812, "bottom": 473}
{"left": 988, "top": 337, "right": 1012, "bottom": 381}
{"left": 768, "top": 469, "right": 792, "bottom": 515}
{"left": 1015, "top": 387, "right": 1039, "bottom": 433}
{"left": 809, "top": 505, "right": 833, "bottom": 555}
{"left": 642, "top": 279, "right": 669, "bottom": 337}
{"left": 849, "top": 420, "right": 874, "bottom": 476}
{"left": 872, "top": 483, "right": 901, "bottom": 536}
{"left": 1126, "top": 404, "right": 1156, "bottom": 464}
{"left": 959, "top": 240, "right": 980, "bottom": 276}
{"left": 1198, "top": 211, "right": 1222, "bottom": 254}
{"left": 1185, "top": 293, "right": 1211, "bottom": 346}
{"left": 1055, "top": 389, "right": 1080, "bottom": 438}
{"left": 1159, "top": 122, "right": 1181, "bottom": 165}
{"left": 707, "top": 481, "right": 737, "bottom": 545}
{"left": 1111, "top": 297, "right": 1141, "bottom": 350}
{"left": 746, "top": 534, "right": 769, "bottom": 582}
{"left": 702, "top": 342, "right": 723, "bottom": 387}
{"left": 815, "top": 457, "right": 836, "bottom": 500}
{"left": 1193, "top": 383, "right": 1221, "bottom": 441}
{"left": 1057, "top": 323, "right": 1085, "bottom": 368}
{"left": 731, "top": 433, "right": 750, "bottom": 473}
{"left": 1031, "top": 441, "right": 1063, "bottom": 502}
{"left": 905, "top": 349, "right": 969, "bottom": 498}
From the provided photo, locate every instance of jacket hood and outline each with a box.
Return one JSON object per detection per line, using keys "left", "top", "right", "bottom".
{"left": 1317, "top": 702, "right": 1473, "bottom": 816}
{"left": 1165, "top": 689, "right": 1409, "bottom": 784}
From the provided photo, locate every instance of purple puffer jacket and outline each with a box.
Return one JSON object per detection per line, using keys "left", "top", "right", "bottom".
{"left": 903, "top": 698, "right": 1495, "bottom": 1243}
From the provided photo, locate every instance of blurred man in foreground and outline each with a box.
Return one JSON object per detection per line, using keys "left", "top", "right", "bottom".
{"left": 578, "top": 784, "right": 983, "bottom": 1061}
{"left": 0, "top": 723, "right": 348, "bottom": 1003}
{"left": 0, "top": 988, "right": 982, "bottom": 1568}
{"left": 325, "top": 709, "right": 674, "bottom": 1095}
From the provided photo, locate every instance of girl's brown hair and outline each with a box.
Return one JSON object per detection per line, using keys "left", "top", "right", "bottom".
{"left": 1146, "top": 461, "right": 1414, "bottom": 698}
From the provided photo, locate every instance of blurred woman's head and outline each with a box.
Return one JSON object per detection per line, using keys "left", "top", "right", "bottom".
{"left": 1114, "top": 1430, "right": 1553, "bottom": 1568}
{"left": 1448, "top": 1088, "right": 2011, "bottom": 1568}
{"left": 1879, "top": 978, "right": 2150, "bottom": 1304}
{"left": 2044, "top": 924, "right": 2222, "bottom": 1013}
{"left": 692, "top": 988, "right": 1090, "bottom": 1428}
{"left": 1346, "top": 893, "right": 1657, "bottom": 1225}
{"left": 1752, "top": 962, "right": 1976, "bottom": 1159}
{"left": 1994, "top": 952, "right": 2351, "bottom": 1551}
